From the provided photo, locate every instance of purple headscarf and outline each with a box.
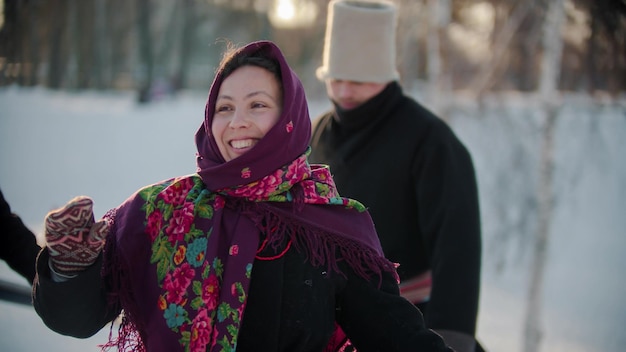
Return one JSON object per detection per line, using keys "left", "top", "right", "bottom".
{"left": 195, "top": 41, "right": 311, "bottom": 190}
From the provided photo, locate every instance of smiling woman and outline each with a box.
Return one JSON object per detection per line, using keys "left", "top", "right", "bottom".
{"left": 212, "top": 62, "right": 283, "bottom": 162}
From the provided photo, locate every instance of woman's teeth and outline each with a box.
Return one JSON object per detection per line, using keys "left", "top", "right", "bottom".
{"left": 231, "top": 139, "right": 253, "bottom": 149}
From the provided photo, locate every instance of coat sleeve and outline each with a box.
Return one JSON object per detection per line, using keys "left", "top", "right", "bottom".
{"left": 0, "top": 189, "right": 41, "bottom": 284}
{"left": 33, "top": 248, "right": 121, "bottom": 338}
{"left": 413, "top": 120, "right": 482, "bottom": 337}
{"left": 336, "top": 264, "right": 453, "bottom": 352}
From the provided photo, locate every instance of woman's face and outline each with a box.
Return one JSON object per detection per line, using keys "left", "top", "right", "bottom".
{"left": 212, "top": 65, "right": 283, "bottom": 162}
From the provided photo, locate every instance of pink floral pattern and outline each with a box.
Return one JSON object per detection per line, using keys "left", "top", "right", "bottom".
{"left": 189, "top": 309, "right": 212, "bottom": 352}
{"left": 220, "top": 150, "right": 366, "bottom": 212}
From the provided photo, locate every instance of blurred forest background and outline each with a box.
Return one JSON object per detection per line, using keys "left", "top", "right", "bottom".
{"left": 1, "top": 1, "right": 625, "bottom": 352}
{"left": 0, "top": 0, "right": 624, "bottom": 102}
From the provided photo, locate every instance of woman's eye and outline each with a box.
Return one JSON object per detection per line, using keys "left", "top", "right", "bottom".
{"left": 251, "top": 102, "right": 268, "bottom": 109}
{"left": 216, "top": 105, "right": 232, "bottom": 113}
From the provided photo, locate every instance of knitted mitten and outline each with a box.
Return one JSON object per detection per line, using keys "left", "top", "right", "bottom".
{"left": 44, "top": 196, "right": 109, "bottom": 274}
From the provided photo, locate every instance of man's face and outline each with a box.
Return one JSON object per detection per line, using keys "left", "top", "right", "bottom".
{"left": 325, "top": 79, "right": 387, "bottom": 110}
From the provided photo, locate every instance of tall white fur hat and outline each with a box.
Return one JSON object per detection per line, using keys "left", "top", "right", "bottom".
{"left": 316, "top": 0, "right": 399, "bottom": 83}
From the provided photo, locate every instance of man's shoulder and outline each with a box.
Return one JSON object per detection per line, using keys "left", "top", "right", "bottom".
{"left": 384, "top": 97, "right": 438, "bottom": 132}
{"left": 312, "top": 110, "right": 333, "bottom": 124}
{"left": 311, "top": 110, "right": 334, "bottom": 136}
{"left": 397, "top": 96, "right": 440, "bottom": 120}
{"left": 397, "top": 97, "right": 455, "bottom": 133}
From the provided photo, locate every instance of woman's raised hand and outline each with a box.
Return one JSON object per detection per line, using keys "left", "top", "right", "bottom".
{"left": 44, "top": 196, "right": 109, "bottom": 274}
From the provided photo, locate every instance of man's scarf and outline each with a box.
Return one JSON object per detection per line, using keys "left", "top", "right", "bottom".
{"left": 102, "top": 41, "right": 396, "bottom": 352}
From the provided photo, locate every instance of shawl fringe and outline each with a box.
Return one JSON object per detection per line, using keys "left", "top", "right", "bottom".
{"left": 236, "top": 199, "right": 398, "bottom": 285}
{"left": 100, "top": 209, "right": 147, "bottom": 352}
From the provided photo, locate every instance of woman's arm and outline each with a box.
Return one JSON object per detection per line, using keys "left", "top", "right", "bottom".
{"left": 33, "top": 249, "right": 120, "bottom": 338}
{"left": 336, "top": 265, "right": 453, "bottom": 352}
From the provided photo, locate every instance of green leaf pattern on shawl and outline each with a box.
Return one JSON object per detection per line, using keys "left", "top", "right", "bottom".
{"left": 140, "top": 177, "right": 243, "bottom": 352}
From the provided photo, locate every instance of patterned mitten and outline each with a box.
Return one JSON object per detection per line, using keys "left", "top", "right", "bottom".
{"left": 44, "top": 196, "right": 110, "bottom": 274}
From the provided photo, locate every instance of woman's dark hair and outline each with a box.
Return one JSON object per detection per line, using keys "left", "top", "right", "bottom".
{"left": 216, "top": 42, "right": 282, "bottom": 83}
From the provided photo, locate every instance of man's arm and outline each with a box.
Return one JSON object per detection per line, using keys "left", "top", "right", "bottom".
{"left": 415, "top": 123, "right": 482, "bottom": 352}
{"left": 0, "top": 189, "right": 41, "bottom": 284}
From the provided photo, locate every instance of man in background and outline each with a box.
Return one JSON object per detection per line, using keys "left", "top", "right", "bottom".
{"left": 309, "top": 1, "right": 483, "bottom": 351}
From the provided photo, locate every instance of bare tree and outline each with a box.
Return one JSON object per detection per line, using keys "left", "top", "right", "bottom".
{"left": 92, "top": 0, "right": 108, "bottom": 89}
{"left": 523, "top": 1, "right": 565, "bottom": 351}
{"left": 74, "top": 0, "right": 96, "bottom": 89}
{"left": 175, "top": 0, "right": 197, "bottom": 91}
{"left": 583, "top": 0, "right": 626, "bottom": 96}
{"left": 425, "top": 0, "right": 451, "bottom": 116}
{"left": 471, "top": 0, "right": 536, "bottom": 98}
{"left": 47, "top": 0, "right": 71, "bottom": 89}
{"left": 136, "top": 0, "right": 154, "bottom": 102}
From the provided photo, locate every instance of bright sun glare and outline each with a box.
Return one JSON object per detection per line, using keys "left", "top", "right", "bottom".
{"left": 276, "top": 0, "right": 295, "bottom": 21}
{"left": 268, "top": 0, "right": 318, "bottom": 29}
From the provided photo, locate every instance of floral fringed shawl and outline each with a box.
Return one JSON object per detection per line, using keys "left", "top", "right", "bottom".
{"left": 102, "top": 151, "right": 395, "bottom": 352}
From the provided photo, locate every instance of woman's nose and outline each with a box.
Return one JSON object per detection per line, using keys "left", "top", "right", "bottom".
{"left": 229, "top": 109, "right": 249, "bottom": 127}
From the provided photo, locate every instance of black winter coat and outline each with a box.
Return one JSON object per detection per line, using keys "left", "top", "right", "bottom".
{"left": 310, "top": 82, "right": 482, "bottom": 337}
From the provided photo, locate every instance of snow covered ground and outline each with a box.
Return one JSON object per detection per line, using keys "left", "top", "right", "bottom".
{"left": 1, "top": 87, "right": 624, "bottom": 351}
